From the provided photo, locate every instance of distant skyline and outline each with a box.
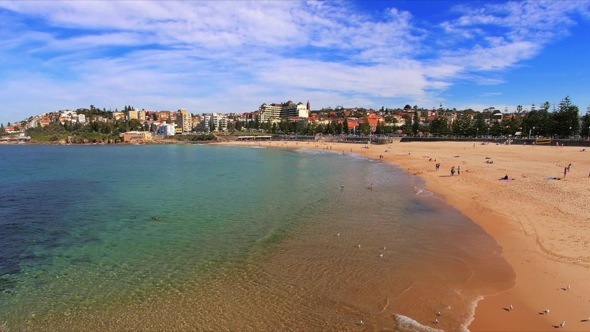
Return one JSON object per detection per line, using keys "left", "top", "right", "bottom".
{"left": 1, "top": 0, "right": 590, "bottom": 124}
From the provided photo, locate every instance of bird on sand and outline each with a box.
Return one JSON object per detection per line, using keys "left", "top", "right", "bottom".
{"left": 508, "top": 304, "right": 513, "bottom": 311}
{"left": 559, "top": 321, "right": 565, "bottom": 328}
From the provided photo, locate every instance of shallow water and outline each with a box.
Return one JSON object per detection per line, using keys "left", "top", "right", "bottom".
{"left": 0, "top": 145, "right": 514, "bottom": 331}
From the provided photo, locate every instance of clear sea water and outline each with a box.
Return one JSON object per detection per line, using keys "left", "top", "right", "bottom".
{"left": 0, "top": 144, "right": 514, "bottom": 331}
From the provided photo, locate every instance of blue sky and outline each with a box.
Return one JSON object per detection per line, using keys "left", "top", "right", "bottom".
{"left": 1, "top": 0, "right": 590, "bottom": 124}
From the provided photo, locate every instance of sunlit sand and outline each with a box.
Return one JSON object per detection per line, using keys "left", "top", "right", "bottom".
{"left": 223, "top": 139, "right": 590, "bottom": 331}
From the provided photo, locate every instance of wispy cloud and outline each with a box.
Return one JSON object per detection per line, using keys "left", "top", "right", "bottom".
{"left": 0, "top": 0, "right": 589, "bottom": 123}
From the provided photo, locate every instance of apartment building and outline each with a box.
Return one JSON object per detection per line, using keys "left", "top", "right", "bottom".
{"left": 259, "top": 101, "right": 310, "bottom": 122}
{"left": 177, "top": 109, "right": 193, "bottom": 133}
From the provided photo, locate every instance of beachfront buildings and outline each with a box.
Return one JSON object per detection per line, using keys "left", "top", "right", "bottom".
{"left": 177, "top": 109, "right": 193, "bottom": 133}
{"left": 259, "top": 101, "right": 310, "bottom": 122}
{"left": 197, "top": 113, "right": 228, "bottom": 132}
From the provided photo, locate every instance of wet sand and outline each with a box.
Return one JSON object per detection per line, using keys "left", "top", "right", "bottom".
{"left": 222, "top": 140, "right": 590, "bottom": 331}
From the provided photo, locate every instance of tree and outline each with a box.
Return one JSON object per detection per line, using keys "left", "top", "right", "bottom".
{"left": 522, "top": 110, "right": 542, "bottom": 137}
{"left": 402, "top": 114, "right": 413, "bottom": 135}
{"left": 412, "top": 111, "right": 420, "bottom": 135}
{"left": 474, "top": 113, "right": 488, "bottom": 137}
{"left": 343, "top": 118, "right": 349, "bottom": 134}
{"left": 581, "top": 108, "right": 590, "bottom": 139}
{"left": 430, "top": 114, "right": 449, "bottom": 136}
{"left": 553, "top": 96, "right": 579, "bottom": 138}
{"left": 0, "top": 123, "right": 5, "bottom": 135}
{"left": 359, "top": 117, "right": 371, "bottom": 136}
{"left": 335, "top": 121, "right": 343, "bottom": 135}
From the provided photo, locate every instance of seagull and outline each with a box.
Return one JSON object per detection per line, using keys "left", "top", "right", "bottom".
{"left": 379, "top": 253, "right": 384, "bottom": 258}
{"left": 357, "top": 244, "right": 361, "bottom": 248}
{"left": 433, "top": 318, "right": 439, "bottom": 324}
{"left": 509, "top": 304, "right": 513, "bottom": 311}
{"left": 567, "top": 284, "right": 571, "bottom": 291}
{"left": 559, "top": 321, "right": 565, "bottom": 328}
{"left": 436, "top": 311, "right": 442, "bottom": 317}
{"left": 337, "top": 233, "right": 340, "bottom": 236}
{"left": 383, "top": 246, "right": 386, "bottom": 250}
{"left": 359, "top": 320, "right": 364, "bottom": 325}
{"left": 543, "top": 309, "right": 550, "bottom": 315}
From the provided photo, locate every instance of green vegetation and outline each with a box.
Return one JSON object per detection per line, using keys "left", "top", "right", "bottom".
{"left": 424, "top": 96, "right": 585, "bottom": 138}
{"left": 172, "top": 134, "right": 217, "bottom": 142}
{"left": 25, "top": 118, "right": 147, "bottom": 143}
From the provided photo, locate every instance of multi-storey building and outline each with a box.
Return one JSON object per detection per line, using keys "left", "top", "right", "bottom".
{"left": 259, "top": 101, "right": 310, "bottom": 122}
{"left": 127, "top": 109, "right": 139, "bottom": 121}
{"left": 177, "top": 109, "right": 193, "bottom": 133}
{"left": 212, "top": 113, "right": 228, "bottom": 131}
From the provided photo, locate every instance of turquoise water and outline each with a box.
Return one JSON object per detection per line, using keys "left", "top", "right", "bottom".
{"left": 0, "top": 144, "right": 514, "bottom": 331}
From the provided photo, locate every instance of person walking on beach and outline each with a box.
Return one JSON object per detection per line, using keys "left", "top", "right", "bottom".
{"left": 451, "top": 166, "right": 455, "bottom": 176}
{"left": 435, "top": 163, "right": 440, "bottom": 171}
{"left": 457, "top": 166, "right": 461, "bottom": 175}
{"left": 564, "top": 167, "right": 567, "bottom": 178}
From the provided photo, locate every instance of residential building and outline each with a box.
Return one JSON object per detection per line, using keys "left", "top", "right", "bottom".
{"left": 112, "top": 112, "right": 125, "bottom": 121}
{"left": 259, "top": 100, "right": 310, "bottom": 122}
{"left": 158, "top": 124, "right": 176, "bottom": 136}
{"left": 127, "top": 109, "right": 139, "bottom": 121}
{"left": 212, "top": 113, "right": 228, "bottom": 131}
{"left": 177, "top": 109, "right": 193, "bottom": 133}
{"left": 40, "top": 116, "right": 51, "bottom": 128}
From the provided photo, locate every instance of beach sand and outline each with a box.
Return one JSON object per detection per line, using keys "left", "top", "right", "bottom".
{"left": 220, "top": 139, "right": 590, "bottom": 331}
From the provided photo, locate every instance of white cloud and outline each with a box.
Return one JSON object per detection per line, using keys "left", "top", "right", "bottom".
{"left": 0, "top": 0, "right": 590, "bottom": 123}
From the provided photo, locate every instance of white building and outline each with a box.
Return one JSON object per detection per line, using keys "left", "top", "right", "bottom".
{"left": 259, "top": 100, "right": 309, "bottom": 122}
{"left": 212, "top": 113, "right": 228, "bottom": 131}
{"left": 159, "top": 124, "right": 176, "bottom": 136}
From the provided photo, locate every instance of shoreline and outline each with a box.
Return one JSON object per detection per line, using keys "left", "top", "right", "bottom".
{"left": 218, "top": 140, "right": 590, "bottom": 331}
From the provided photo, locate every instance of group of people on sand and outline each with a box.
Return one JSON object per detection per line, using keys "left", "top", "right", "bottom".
{"left": 450, "top": 165, "right": 460, "bottom": 176}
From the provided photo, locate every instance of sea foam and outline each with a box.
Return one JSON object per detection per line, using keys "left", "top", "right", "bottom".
{"left": 392, "top": 314, "right": 444, "bottom": 332}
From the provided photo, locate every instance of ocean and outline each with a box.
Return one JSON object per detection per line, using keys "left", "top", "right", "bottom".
{"left": 0, "top": 144, "right": 514, "bottom": 331}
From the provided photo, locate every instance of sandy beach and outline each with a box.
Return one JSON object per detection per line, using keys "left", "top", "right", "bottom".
{"left": 220, "top": 139, "right": 590, "bottom": 331}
